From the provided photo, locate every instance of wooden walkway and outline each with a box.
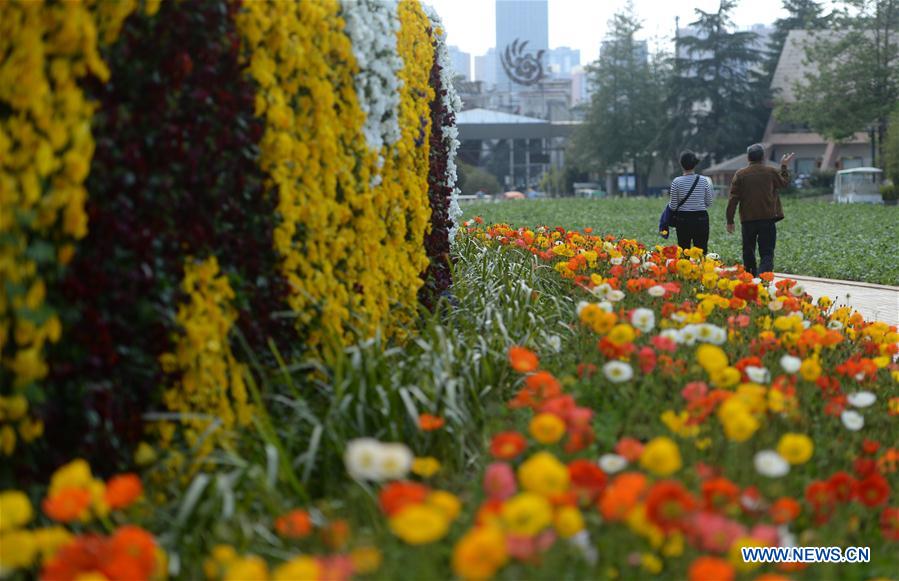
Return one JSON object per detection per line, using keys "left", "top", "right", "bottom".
{"left": 774, "top": 273, "right": 899, "bottom": 327}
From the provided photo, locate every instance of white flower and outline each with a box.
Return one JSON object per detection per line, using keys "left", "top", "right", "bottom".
{"left": 841, "top": 410, "right": 865, "bottom": 431}
{"left": 603, "top": 361, "right": 633, "bottom": 383}
{"left": 592, "top": 283, "right": 612, "bottom": 299}
{"left": 597, "top": 301, "right": 614, "bottom": 312}
{"left": 344, "top": 438, "right": 384, "bottom": 481}
{"left": 568, "top": 531, "right": 599, "bottom": 565}
{"left": 679, "top": 325, "right": 699, "bottom": 346}
{"left": 607, "top": 290, "right": 626, "bottom": 302}
{"left": 696, "top": 323, "right": 724, "bottom": 344}
{"left": 630, "top": 308, "right": 655, "bottom": 333}
{"left": 827, "top": 319, "right": 844, "bottom": 330}
{"left": 598, "top": 454, "right": 627, "bottom": 474}
{"left": 660, "top": 329, "right": 683, "bottom": 344}
{"left": 546, "top": 334, "right": 562, "bottom": 353}
{"left": 629, "top": 256, "right": 641, "bottom": 265}
{"left": 754, "top": 450, "right": 790, "bottom": 478}
{"left": 780, "top": 355, "right": 801, "bottom": 374}
{"left": 847, "top": 391, "right": 876, "bottom": 408}
{"left": 576, "top": 301, "right": 590, "bottom": 316}
{"left": 745, "top": 366, "right": 770, "bottom": 384}
{"left": 752, "top": 277, "right": 762, "bottom": 285}
{"left": 610, "top": 256, "right": 624, "bottom": 265}
{"left": 706, "top": 252, "right": 720, "bottom": 260}
{"left": 378, "top": 443, "right": 413, "bottom": 480}
{"left": 647, "top": 285, "right": 666, "bottom": 298}
{"left": 789, "top": 284, "right": 805, "bottom": 296}
{"left": 778, "top": 525, "right": 797, "bottom": 548}
{"left": 768, "top": 300, "right": 784, "bottom": 312}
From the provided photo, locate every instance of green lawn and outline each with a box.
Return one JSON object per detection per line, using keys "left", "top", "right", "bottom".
{"left": 462, "top": 197, "right": 899, "bottom": 286}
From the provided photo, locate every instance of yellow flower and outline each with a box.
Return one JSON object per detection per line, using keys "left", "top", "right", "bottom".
{"left": 729, "top": 537, "right": 764, "bottom": 572}
{"left": 776, "top": 433, "right": 814, "bottom": 465}
{"left": 134, "top": 441, "right": 158, "bottom": 466}
{"left": 224, "top": 556, "right": 269, "bottom": 581}
{"left": 696, "top": 345, "right": 728, "bottom": 374}
{"left": 0, "top": 426, "right": 15, "bottom": 456}
{"left": 517, "top": 451, "right": 570, "bottom": 496}
{"left": 529, "top": 413, "right": 566, "bottom": 444}
{"left": 273, "top": 556, "right": 320, "bottom": 581}
{"left": 607, "top": 323, "right": 636, "bottom": 345}
{"left": 389, "top": 504, "right": 450, "bottom": 545}
{"left": 204, "top": 544, "right": 238, "bottom": 579}
{"left": 427, "top": 490, "right": 461, "bottom": 522}
{"left": 554, "top": 505, "right": 585, "bottom": 539}
{"left": 0, "top": 491, "right": 33, "bottom": 532}
{"left": 662, "top": 532, "right": 685, "bottom": 557}
{"left": 32, "top": 526, "right": 72, "bottom": 560}
{"left": 717, "top": 398, "right": 759, "bottom": 442}
{"left": 641, "top": 553, "right": 663, "bottom": 574}
{"left": 710, "top": 366, "right": 742, "bottom": 388}
{"left": 660, "top": 410, "right": 699, "bottom": 438}
{"left": 799, "top": 357, "right": 821, "bottom": 381}
{"left": 49, "top": 459, "right": 93, "bottom": 494}
{"left": 452, "top": 525, "right": 508, "bottom": 581}
{"left": 501, "top": 492, "right": 552, "bottom": 536}
{"left": 411, "top": 456, "right": 441, "bottom": 478}
{"left": 0, "top": 530, "right": 37, "bottom": 570}
{"left": 640, "top": 437, "right": 682, "bottom": 476}
{"left": 350, "top": 547, "right": 382, "bottom": 575}
{"left": 3, "top": 396, "right": 28, "bottom": 421}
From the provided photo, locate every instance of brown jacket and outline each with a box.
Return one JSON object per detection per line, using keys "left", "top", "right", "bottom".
{"left": 726, "top": 162, "right": 790, "bottom": 224}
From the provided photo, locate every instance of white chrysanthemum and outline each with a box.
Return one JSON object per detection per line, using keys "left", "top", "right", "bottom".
{"left": 754, "top": 450, "right": 790, "bottom": 478}
{"left": 841, "top": 410, "right": 864, "bottom": 431}
{"left": 378, "top": 443, "right": 413, "bottom": 480}
{"left": 647, "top": 285, "right": 666, "bottom": 297}
{"left": 780, "top": 355, "right": 801, "bottom": 374}
{"left": 603, "top": 361, "right": 633, "bottom": 383}
{"left": 745, "top": 366, "right": 770, "bottom": 384}
{"left": 343, "top": 0, "right": 402, "bottom": 153}
{"left": 344, "top": 438, "right": 384, "bottom": 481}
{"left": 847, "top": 391, "right": 876, "bottom": 408}
{"left": 630, "top": 308, "right": 655, "bottom": 333}
{"left": 598, "top": 454, "right": 628, "bottom": 474}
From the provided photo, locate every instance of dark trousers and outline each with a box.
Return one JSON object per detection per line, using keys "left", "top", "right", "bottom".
{"left": 741, "top": 219, "right": 777, "bottom": 275}
{"left": 674, "top": 210, "right": 709, "bottom": 253}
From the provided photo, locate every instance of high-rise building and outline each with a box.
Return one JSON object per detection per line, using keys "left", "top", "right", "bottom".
{"left": 599, "top": 39, "right": 648, "bottom": 65}
{"left": 570, "top": 66, "right": 590, "bottom": 105}
{"left": 548, "top": 46, "right": 580, "bottom": 78}
{"left": 446, "top": 45, "right": 472, "bottom": 80}
{"left": 495, "top": 0, "right": 549, "bottom": 92}
{"left": 475, "top": 48, "right": 497, "bottom": 87}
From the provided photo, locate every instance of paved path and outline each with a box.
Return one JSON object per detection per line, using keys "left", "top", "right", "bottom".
{"left": 774, "top": 273, "right": 899, "bottom": 327}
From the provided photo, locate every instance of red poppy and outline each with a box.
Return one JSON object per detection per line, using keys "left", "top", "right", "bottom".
{"left": 854, "top": 457, "right": 877, "bottom": 478}
{"left": 645, "top": 480, "right": 697, "bottom": 532}
{"left": 733, "top": 283, "right": 758, "bottom": 302}
{"left": 274, "top": 509, "right": 313, "bottom": 538}
{"left": 770, "top": 497, "right": 801, "bottom": 524}
{"left": 855, "top": 473, "right": 890, "bottom": 507}
{"left": 489, "top": 431, "right": 527, "bottom": 460}
{"left": 616, "top": 437, "right": 644, "bottom": 462}
{"left": 568, "top": 460, "right": 607, "bottom": 503}
{"left": 862, "top": 439, "right": 880, "bottom": 455}
{"left": 418, "top": 413, "right": 445, "bottom": 431}
{"left": 379, "top": 481, "right": 429, "bottom": 516}
{"left": 805, "top": 481, "right": 836, "bottom": 509}
{"left": 880, "top": 507, "right": 899, "bottom": 541}
{"left": 701, "top": 477, "right": 740, "bottom": 512}
{"left": 508, "top": 346, "right": 539, "bottom": 373}
{"left": 577, "top": 363, "right": 598, "bottom": 379}
{"left": 826, "top": 471, "right": 856, "bottom": 503}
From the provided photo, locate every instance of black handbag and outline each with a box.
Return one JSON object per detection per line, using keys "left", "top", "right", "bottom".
{"left": 669, "top": 175, "right": 701, "bottom": 229}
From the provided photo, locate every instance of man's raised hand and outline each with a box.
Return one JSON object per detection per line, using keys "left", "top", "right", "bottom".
{"left": 781, "top": 152, "right": 796, "bottom": 166}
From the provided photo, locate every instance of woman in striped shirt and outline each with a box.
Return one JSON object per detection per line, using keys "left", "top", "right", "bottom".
{"left": 669, "top": 150, "right": 714, "bottom": 253}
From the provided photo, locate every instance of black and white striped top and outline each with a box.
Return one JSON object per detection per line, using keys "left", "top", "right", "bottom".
{"left": 668, "top": 175, "right": 714, "bottom": 212}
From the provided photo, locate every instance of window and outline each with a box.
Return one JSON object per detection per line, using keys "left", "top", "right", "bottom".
{"left": 795, "top": 158, "right": 815, "bottom": 176}
{"left": 840, "top": 157, "right": 863, "bottom": 169}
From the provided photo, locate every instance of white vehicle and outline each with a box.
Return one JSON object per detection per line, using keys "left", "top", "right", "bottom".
{"left": 833, "top": 167, "right": 884, "bottom": 203}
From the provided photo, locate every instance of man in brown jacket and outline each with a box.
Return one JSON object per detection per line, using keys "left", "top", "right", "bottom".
{"left": 726, "top": 144, "right": 795, "bottom": 276}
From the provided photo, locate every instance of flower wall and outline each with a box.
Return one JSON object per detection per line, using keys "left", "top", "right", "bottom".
{"left": 0, "top": 0, "right": 461, "bottom": 478}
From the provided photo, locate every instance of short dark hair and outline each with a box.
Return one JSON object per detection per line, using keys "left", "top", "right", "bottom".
{"left": 679, "top": 150, "right": 699, "bottom": 170}
{"left": 747, "top": 143, "right": 765, "bottom": 162}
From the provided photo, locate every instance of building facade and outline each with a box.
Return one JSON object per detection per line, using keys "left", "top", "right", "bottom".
{"left": 447, "top": 45, "right": 472, "bottom": 80}
{"left": 495, "top": 0, "right": 549, "bottom": 92}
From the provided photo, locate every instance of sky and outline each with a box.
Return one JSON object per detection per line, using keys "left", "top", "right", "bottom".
{"left": 425, "top": 0, "right": 792, "bottom": 64}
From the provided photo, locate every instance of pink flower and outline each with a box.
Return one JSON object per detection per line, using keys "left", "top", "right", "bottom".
{"left": 638, "top": 347, "right": 657, "bottom": 373}
{"left": 616, "top": 437, "right": 644, "bottom": 462}
{"left": 651, "top": 335, "right": 677, "bottom": 353}
{"left": 689, "top": 512, "right": 746, "bottom": 553}
{"left": 507, "top": 530, "right": 557, "bottom": 560}
{"left": 681, "top": 381, "right": 709, "bottom": 403}
{"left": 318, "top": 555, "right": 353, "bottom": 581}
{"left": 483, "top": 462, "right": 517, "bottom": 500}
{"left": 749, "top": 524, "right": 779, "bottom": 546}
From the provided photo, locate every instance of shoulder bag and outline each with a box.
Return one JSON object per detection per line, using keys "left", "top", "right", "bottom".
{"left": 659, "top": 175, "right": 701, "bottom": 238}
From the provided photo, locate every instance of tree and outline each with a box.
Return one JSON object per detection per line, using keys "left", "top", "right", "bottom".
{"left": 457, "top": 161, "right": 501, "bottom": 195}
{"left": 571, "top": 5, "right": 668, "bottom": 195}
{"left": 780, "top": 0, "right": 899, "bottom": 166}
{"left": 762, "top": 0, "right": 832, "bottom": 83}
{"left": 885, "top": 102, "right": 899, "bottom": 181}
{"left": 667, "top": 0, "right": 769, "bottom": 164}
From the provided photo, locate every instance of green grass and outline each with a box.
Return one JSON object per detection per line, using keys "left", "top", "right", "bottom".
{"left": 462, "top": 198, "right": 899, "bottom": 285}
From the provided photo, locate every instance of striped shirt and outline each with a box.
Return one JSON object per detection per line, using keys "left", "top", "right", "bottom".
{"left": 668, "top": 174, "right": 714, "bottom": 212}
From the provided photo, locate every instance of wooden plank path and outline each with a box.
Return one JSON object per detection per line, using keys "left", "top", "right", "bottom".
{"left": 775, "top": 273, "right": 899, "bottom": 327}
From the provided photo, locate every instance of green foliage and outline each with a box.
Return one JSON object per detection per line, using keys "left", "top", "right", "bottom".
{"left": 668, "top": 0, "right": 769, "bottom": 164}
{"left": 762, "top": 0, "right": 832, "bottom": 82}
{"left": 885, "top": 102, "right": 899, "bottom": 181}
{"left": 881, "top": 184, "right": 898, "bottom": 200}
{"left": 464, "top": 197, "right": 899, "bottom": 285}
{"left": 457, "top": 161, "right": 501, "bottom": 195}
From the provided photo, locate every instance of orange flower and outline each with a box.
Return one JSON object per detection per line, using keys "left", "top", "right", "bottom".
{"left": 598, "top": 472, "right": 647, "bottom": 521}
{"left": 489, "top": 432, "right": 527, "bottom": 460}
{"left": 275, "top": 509, "right": 313, "bottom": 538}
{"left": 103, "top": 526, "right": 157, "bottom": 580}
{"left": 105, "top": 473, "right": 143, "bottom": 510}
{"left": 769, "top": 497, "right": 801, "bottom": 524}
{"left": 43, "top": 487, "right": 92, "bottom": 523}
{"left": 508, "top": 346, "right": 539, "bottom": 373}
{"left": 321, "top": 519, "right": 351, "bottom": 549}
{"left": 701, "top": 477, "right": 740, "bottom": 512}
{"left": 379, "top": 481, "right": 430, "bottom": 516}
{"left": 418, "top": 413, "right": 445, "bottom": 431}
{"left": 688, "top": 556, "right": 735, "bottom": 581}
{"left": 41, "top": 534, "right": 106, "bottom": 580}
{"left": 615, "top": 437, "right": 644, "bottom": 462}
{"left": 645, "top": 480, "right": 697, "bottom": 532}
